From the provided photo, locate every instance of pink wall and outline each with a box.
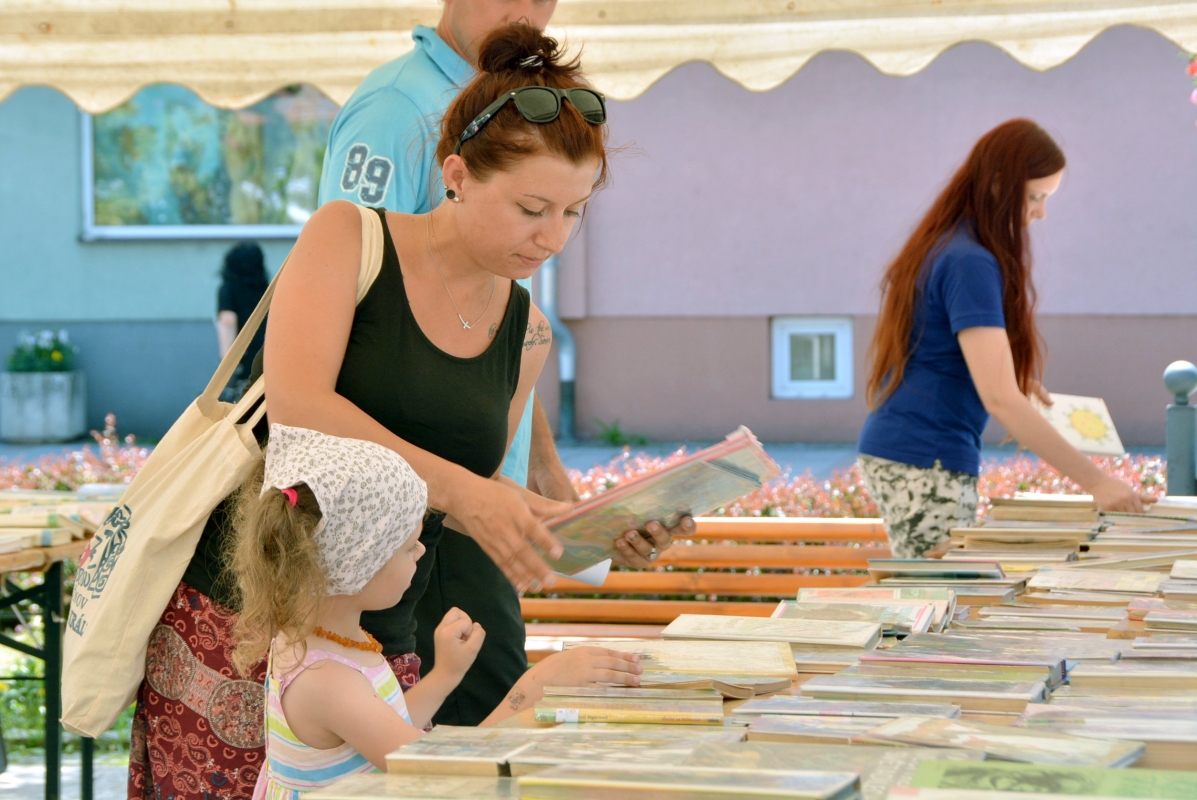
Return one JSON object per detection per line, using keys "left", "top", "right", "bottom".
{"left": 562, "top": 25, "right": 1197, "bottom": 319}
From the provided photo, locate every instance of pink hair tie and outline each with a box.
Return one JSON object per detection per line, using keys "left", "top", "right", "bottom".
{"left": 281, "top": 487, "right": 299, "bottom": 508}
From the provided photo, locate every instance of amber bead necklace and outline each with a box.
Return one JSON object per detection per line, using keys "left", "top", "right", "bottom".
{"left": 313, "top": 626, "right": 383, "bottom": 653}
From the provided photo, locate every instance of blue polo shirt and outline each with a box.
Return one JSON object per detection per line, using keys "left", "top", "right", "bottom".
{"left": 857, "top": 223, "right": 1007, "bottom": 476}
{"left": 319, "top": 26, "right": 534, "bottom": 486}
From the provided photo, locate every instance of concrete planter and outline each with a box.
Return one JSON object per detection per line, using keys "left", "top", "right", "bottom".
{"left": 0, "top": 371, "right": 87, "bottom": 443}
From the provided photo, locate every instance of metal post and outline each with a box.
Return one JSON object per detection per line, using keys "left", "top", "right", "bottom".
{"left": 81, "top": 737, "right": 94, "bottom": 800}
{"left": 537, "top": 255, "right": 578, "bottom": 444}
{"left": 1164, "top": 360, "right": 1197, "bottom": 497}
{"left": 42, "top": 561, "right": 63, "bottom": 800}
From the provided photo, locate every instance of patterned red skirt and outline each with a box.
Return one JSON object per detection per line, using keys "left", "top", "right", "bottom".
{"left": 127, "top": 581, "right": 422, "bottom": 800}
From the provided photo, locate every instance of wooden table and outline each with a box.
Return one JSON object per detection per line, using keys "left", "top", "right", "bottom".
{"left": 0, "top": 539, "right": 93, "bottom": 800}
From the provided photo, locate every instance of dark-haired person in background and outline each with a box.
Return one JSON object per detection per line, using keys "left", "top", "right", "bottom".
{"left": 857, "top": 119, "right": 1149, "bottom": 559}
{"left": 317, "top": 0, "right": 686, "bottom": 725}
{"left": 215, "top": 241, "right": 269, "bottom": 401}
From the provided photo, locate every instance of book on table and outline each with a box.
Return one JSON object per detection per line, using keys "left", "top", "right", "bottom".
{"left": 732, "top": 695, "right": 960, "bottom": 720}
{"left": 860, "top": 716, "right": 1145, "bottom": 767}
{"left": 745, "top": 714, "right": 888, "bottom": 745}
{"left": 562, "top": 638, "right": 798, "bottom": 680}
{"left": 532, "top": 694, "right": 726, "bottom": 725}
{"left": 798, "top": 673, "right": 1048, "bottom": 713}
{"left": 867, "top": 559, "right": 1005, "bottom": 581}
{"left": 661, "top": 613, "right": 881, "bottom": 649}
{"left": 542, "top": 426, "right": 780, "bottom": 576}
{"left": 1133, "top": 634, "right": 1197, "bottom": 650}
{"left": 306, "top": 773, "right": 519, "bottom": 799}
{"left": 1145, "top": 610, "right": 1197, "bottom": 632}
{"left": 1027, "top": 568, "right": 1165, "bottom": 595}
{"left": 772, "top": 600, "right": 936, "bottom": 636}
{"left": 796, "top": 587, "right": 955, "bottom": 632}
{"left": 906, "top": 758, "right": 1197, "bottom": 798}
{"left": 1016, "top": 706, "right": 1197, "bottom": 768}
{"left": 506, "top": 726, "right": 745, "bottom": 777}
{"left": 1065, "top": 660, "right": 1197, "bottom": 691}
{"left": 515, "top": 763, "right": 863, "bottom": 800}
{"left": 682, "top": 743, "right": 982, "bottom": 800}
{"left": 1173, "top": 560, "right": 1197, "bottom": 579}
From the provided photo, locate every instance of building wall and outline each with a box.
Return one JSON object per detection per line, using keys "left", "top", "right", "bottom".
{"left": 535, "top": 316, "right": 1197, "bottom": 446}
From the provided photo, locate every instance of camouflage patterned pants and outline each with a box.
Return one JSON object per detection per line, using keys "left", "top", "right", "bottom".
{"left": 857, "top": 454, "right": 978, "bottom": 558}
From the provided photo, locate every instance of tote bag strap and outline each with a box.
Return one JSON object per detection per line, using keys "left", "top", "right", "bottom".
{"left": 200, "top": 203, "right": 386, "bottom": 404}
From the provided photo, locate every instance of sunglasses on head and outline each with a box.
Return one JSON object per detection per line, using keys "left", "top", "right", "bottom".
{"left": 454, "top": 86, "right": 607, "bottom": 155}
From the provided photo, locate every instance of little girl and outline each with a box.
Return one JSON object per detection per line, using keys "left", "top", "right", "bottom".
{"left": 231, "top": 424, "right": 642, "bottom": 798}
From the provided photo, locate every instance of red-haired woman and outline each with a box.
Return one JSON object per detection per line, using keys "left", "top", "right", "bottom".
{"left": 857, "top": 119, "right": 1146, "bottom": 558}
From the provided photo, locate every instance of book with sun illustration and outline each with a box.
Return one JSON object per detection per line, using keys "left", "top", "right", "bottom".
{"left": 1033, "top": 393, "right": 1125, "bottom": 456}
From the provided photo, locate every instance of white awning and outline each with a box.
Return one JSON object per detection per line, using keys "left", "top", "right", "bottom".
{"left": 3, "top": 0, "right": 1196, "bottom": 112}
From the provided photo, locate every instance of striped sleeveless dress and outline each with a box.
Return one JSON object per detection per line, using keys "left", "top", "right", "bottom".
{"left": 253, "top": 647, "right": 412, "bottom": 799}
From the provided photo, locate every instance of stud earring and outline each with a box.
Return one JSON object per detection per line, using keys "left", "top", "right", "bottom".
{"left": 445, "top": 187, "right": 460, "bottom": 202}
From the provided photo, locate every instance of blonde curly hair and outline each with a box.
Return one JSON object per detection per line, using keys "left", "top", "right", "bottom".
{"left": 227, "top": 457, "right": 327, "bottom": 677}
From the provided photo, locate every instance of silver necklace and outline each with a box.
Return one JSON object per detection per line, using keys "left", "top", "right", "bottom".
{"left": 425, "top": 213, "right": 496, "bottom": 330}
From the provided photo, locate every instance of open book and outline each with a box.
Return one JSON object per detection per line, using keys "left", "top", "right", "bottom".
{"left": 545, "top": 426, "right": 780, "bottom": 577}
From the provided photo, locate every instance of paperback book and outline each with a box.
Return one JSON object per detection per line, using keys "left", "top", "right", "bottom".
{"left": 543, "top": 427, "right": 780, "bottom": 574}
{"left": 732, "top": 696, "right": 960, "bottom": 719}
{"left": 745, "top": 714, "right": 886, "bottom": 744}
{"left": 532, "top": 695, "right": 725, "bottom": 725}
{"left": 661, "top": 614, "right": 881, "bottom": 649}
{"left": 563, "top": 639, "right": 798, "bottom": 680}
{"left": 798, "top": 673, "right": 1048, "bottom": 713}
{"left": 772, "top": 600, "right": 935, "bottom": 636}
{"left": 683, "top": 743, "right": 982, "bottom": 800}
{"left": 861, "top": 717, "right": 1145, "bottom": 767}
{"left": 908, "top": 757, "right": 1197, "bottom": 797}
{"left": 516, "top": 764, "right": 863, "bottom": 800}
{"left": 307, "top": 774, "right": 518, "bottom": 799}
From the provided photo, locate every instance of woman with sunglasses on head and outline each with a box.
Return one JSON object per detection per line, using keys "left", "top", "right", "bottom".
{"left": 258, "top": 23, "right": 615, "bottom": 725}
{"left": 857, "top": 119, "right": 1150, "bottom": 560}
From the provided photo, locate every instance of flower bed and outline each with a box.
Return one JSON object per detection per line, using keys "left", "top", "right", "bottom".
{"left": 568, "top": 448, "right": 1167, "bottom": 518}
{"left": 1, "top": 427, "right": 1169, "bottom": 512}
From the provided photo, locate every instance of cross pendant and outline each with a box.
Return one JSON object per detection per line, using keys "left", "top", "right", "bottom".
{"left": 459, "top": 315, "right": 471, "bottom": 330}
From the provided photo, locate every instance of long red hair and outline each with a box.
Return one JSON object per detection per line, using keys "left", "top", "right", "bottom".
{"left": 865, "top": 119, "right": 1065, "bottom": 409}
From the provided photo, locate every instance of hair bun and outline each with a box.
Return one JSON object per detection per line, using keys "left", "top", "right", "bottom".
{"left": 478, "top": 23, "right": 574, "bottom": 78}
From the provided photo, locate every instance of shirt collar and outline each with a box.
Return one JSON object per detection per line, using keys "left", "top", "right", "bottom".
{"left": 413, "top": 25, "right": 475, "bottom": 88}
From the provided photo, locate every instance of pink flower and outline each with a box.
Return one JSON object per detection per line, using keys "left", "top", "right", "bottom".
{"left": 1187, "top": 58, "right": 1197, "bottom": 77}
{"left": 1189, "top": 88, "right": 1197, "bottom": 105}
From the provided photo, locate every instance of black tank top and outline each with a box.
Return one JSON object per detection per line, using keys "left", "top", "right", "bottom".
{"left": 184, "top": 207, "right": 529, "bottom": 654}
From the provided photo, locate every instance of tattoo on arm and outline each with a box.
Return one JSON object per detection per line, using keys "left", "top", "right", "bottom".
{"left": 488, "top": 322, "right": 498, "bottom": 340}
{"left": 507, "top": 687, "right": 527, "bottom": 710}
{"left": 523, "top": 320, "right": 551, "bottom": 352}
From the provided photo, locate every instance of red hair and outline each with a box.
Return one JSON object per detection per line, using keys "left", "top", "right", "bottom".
{"left": 866, "top": 119, "right": 1065, "bottom": 408}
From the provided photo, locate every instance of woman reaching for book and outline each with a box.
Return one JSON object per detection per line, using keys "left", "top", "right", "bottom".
{"left": 856, "top": 119, "right": 1150, "bottom": 559}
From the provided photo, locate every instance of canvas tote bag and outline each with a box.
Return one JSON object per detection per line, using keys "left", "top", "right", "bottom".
{"left": 62, "top": 204, "right": 386, "bottom": 737}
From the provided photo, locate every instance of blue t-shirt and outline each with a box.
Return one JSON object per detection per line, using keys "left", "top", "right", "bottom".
{"left": 857, "top": 224, "right": 1006, "bottom": 476}
{"left": 319, "top": 26, "right": 535, "bottom": 486}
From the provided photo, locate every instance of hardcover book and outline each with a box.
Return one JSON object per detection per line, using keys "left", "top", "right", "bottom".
{"left": 506, "top": 727, "right": 745, "bottom": 777}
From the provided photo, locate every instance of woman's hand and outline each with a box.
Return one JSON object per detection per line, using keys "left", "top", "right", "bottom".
{"left": 612, "top": 517, "right": 693, "bottom": 568}
{"left": 448, "top": 475, "right": 572, "bottom": 593}
{"left": 1091, "top": 476, "right": 1150, "bottom": 514}
{"left": 431, "top": 607, "right": 485, "bottom": 682}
